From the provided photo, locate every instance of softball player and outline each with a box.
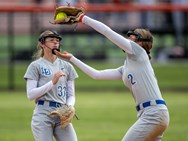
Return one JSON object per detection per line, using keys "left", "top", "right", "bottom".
{"left": 55, "top": 15, "right": 169, "bottom": 141}
{"left": 24, "top": 30, "right": 78, "bottom": 141}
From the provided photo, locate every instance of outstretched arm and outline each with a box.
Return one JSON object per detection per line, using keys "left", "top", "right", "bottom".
{"left": 55, "top": 51, "right": 122, "bottom": 80}
{"left": 80, "top": 15, "right": 133, "bottom": 55}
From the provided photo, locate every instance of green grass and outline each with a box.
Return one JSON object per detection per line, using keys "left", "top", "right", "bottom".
{"left": 0, "top": 58, "right": 187, "bottom": 140}
{"left": 0, "top": 92, "right": 34, "bottom": 141}
{"left": 0, "top": 61, "right": 188, "bottom": 91}
{"left": 153, "top": 62, "right": 188, "bottom": 90}
{"left": 0, "top": 91, "right": 188, "bottom": 141}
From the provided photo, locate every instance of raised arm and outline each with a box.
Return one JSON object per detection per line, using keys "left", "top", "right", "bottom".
{"left": 81, "top": 16, "right": 133, "bottom": 55}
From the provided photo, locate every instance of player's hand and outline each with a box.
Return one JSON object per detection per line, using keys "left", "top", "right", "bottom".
{"left": 52, "top": 70, "right": 65, "bottom": 85}
{"left": 55, "top": 51, "right": 73, "bottom": 60}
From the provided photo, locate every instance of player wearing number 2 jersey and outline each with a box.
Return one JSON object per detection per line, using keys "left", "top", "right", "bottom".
{"left": 55, "top": 15, "right": 169, "bottom": 141}
{"left": 24, "top": 30, "right": 78, "bottom": 141}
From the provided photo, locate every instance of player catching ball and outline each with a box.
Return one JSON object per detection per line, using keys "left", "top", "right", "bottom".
{"left": 24, "top": 30, "right": 78, "bottom": 141}
{"left": 54, "top": 12, "right": 170, "bottom": 141}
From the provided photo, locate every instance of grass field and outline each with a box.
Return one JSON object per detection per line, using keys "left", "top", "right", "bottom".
{"left": 0, "top": 58, "right": 188, "bottom": 141}
{"left": 0, "top": 60, "right": 188, "bottom": 91}
{"left": 0, "top": 91, "right": 188, "bottom": 141}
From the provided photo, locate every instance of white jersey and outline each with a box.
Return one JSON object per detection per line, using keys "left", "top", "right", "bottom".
{"left": 72, "top": 16, "right": 165, "bottom": 106}
{"left": 117, "top": 42, "right": 163, "bottom": 105}
{"left": 74, "top": 16, "right": 169, "bottom": 141}
{"left": 24, "top": 57, "right": 78, "bottom": 104}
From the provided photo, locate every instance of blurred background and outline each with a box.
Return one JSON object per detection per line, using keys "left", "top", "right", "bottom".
{"left": 0, "top": 1, "right": 188, "bottom": 141}
{"left": 0, "top": 0, "right": 187, "bottom": 91}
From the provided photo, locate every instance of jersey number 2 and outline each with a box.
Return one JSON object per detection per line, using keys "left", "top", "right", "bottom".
{"left": 128, "top": 74, "right": 136, "bottom": 85}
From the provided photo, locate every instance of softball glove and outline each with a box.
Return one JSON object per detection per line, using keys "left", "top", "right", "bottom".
{"left": 51, "top": 5, "right": 85, "bottom": 25}
{"left": 49, "top": 104, "right": 76, "bottom": 128}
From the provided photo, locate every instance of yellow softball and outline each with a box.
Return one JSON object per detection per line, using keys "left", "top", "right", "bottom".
{"left": 56, "top": 12, "right": 67, "bottom": 20}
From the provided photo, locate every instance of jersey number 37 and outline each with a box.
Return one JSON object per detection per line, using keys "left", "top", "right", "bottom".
{"left": 57, "top": 85, "right": 66, "bottom": 98}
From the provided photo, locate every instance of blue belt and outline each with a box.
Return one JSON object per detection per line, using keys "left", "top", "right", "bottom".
{"left": 37, "top": 100, "right": 62, "bottom": 108}
{"left": 136, "top": 100, "right": 166, "bottom": 111}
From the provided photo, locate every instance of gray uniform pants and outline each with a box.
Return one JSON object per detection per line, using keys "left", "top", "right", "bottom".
{"left": 31, "top": 102, "right": 78, "bottom": 141}
{"left": 122, "top": 105, "right": 169, "bottom": 141}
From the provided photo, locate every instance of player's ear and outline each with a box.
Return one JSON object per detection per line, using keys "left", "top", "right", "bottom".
{"left": 38, "top": 42, "right": 45, "bottom": 49}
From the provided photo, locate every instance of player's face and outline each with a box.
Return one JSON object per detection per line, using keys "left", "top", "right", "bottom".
{"left": 45, "top": 37, "right": 60, "bottom": 48}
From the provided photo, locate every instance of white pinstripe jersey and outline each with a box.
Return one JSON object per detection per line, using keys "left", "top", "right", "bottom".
{"left": 24, "top": 57, "right": 78, "bottom": 104}
{"left": 118, "top": 42, "right": 163, "bottom": 105}
{"left": 82, "top": 16, "right": 165, "bottom": 106}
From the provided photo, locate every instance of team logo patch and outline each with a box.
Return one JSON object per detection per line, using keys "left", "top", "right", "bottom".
{"left": 41, "top": 67, "right": 51, "bottom": 75}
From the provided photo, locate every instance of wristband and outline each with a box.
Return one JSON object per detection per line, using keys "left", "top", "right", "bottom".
{"left": 79, "top": 14, "right": 85, "bottom": 22}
